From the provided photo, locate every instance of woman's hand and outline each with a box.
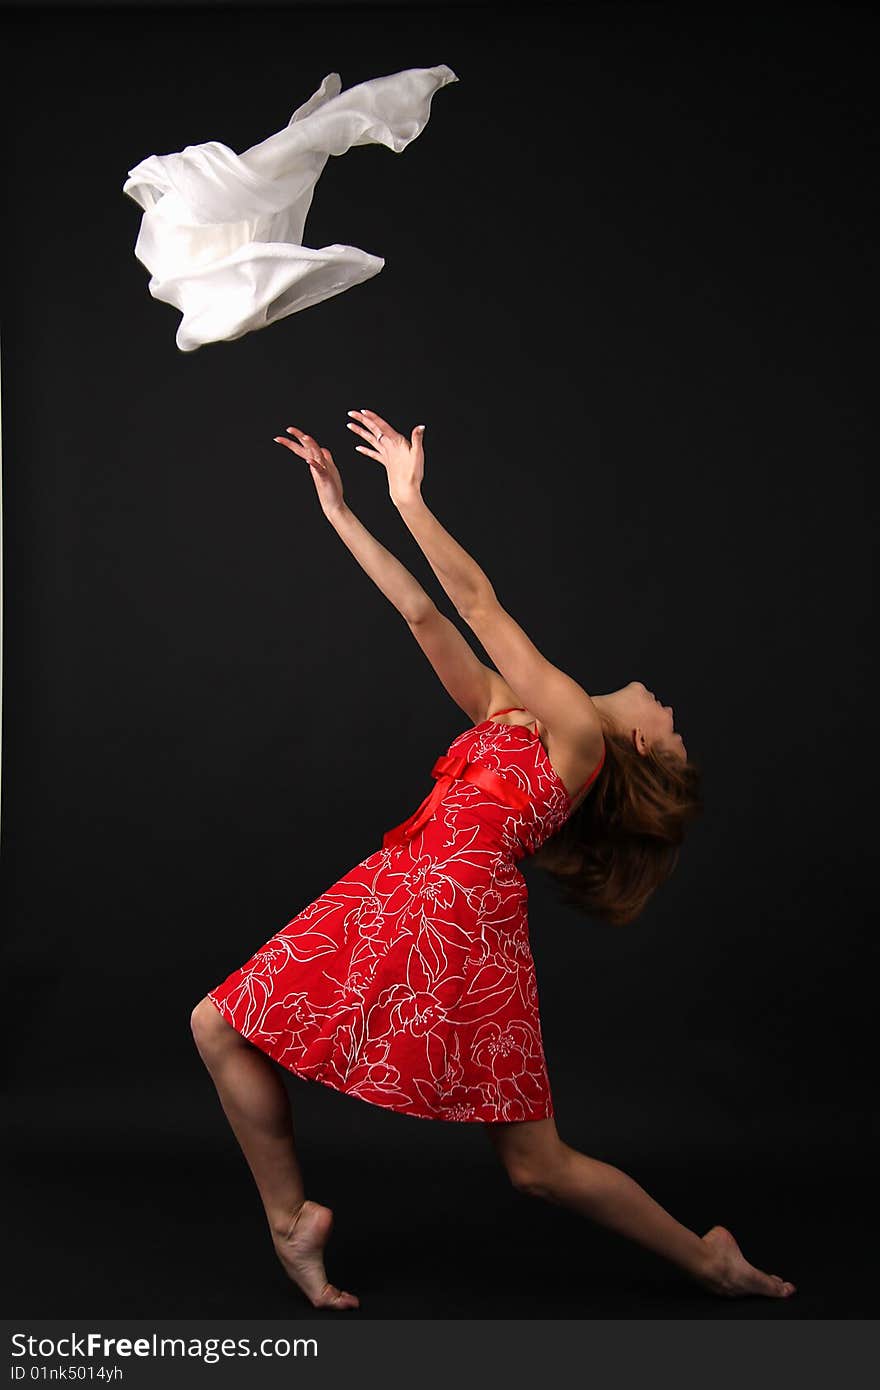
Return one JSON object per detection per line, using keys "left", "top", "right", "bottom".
{"left": 346, "top": 408, "right": 426, "bottom": 506}
{"left": 273, "top": 425, "right": 345, "bottom": 516}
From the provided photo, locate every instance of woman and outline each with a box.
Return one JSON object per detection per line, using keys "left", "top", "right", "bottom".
{"left": 190, "top": 407, "right": 796, "bottom": 1310}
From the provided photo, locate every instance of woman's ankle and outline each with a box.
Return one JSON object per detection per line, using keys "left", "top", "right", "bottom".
{"left": 270, "top": 1199, "right": 307, "bottom": 1242}
{"left": 682, "top": 1230, "right": 720, "bottom": 1284}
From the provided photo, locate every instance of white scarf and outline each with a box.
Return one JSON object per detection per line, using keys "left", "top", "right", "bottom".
{"left": 123, "top": 65, "right": 459, "bottom": 351}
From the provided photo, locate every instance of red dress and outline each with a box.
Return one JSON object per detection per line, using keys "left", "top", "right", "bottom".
{"left": 207, "top": 709, "right": 605, "bottom": 1123}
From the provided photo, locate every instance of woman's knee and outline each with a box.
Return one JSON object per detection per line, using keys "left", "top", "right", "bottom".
{"left": 505, "top": 1153, "right": 564, "bottom": 1199}
{"left": 486, "top": 1120, "right": 569, "bottom": 1199}
{"left": 190, "top": 995, "right": 236, "bottom": 1058}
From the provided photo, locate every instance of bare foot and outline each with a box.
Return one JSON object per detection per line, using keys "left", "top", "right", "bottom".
{"left": 695, "top": 1225, "right": 797, "bottom": 1299}
{"left": 272, "top": 1200, "right": 360, "bottom": 1310}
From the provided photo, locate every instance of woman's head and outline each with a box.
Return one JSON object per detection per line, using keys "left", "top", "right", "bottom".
{"left": 591, "top": 680, "right": 687, "bottom": 762}
{"left": 532, "top": 680, "right": 702, "bottom": 926}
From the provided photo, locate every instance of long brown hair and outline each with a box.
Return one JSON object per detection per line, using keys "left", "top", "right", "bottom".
{"left": 532, "top": 711, "right": 704, "bottom": 926}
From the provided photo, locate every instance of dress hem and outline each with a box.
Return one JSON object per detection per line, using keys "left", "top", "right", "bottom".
{"left": 206, "top": 989, "right": 554, "bottom": 1127}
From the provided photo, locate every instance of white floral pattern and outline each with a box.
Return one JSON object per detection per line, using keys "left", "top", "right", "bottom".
{"left": 207, "top": 718, "right": 580, "bottom": 1123}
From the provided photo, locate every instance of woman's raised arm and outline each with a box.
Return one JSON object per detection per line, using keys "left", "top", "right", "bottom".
{"left": 397, "top": 491, "right": 600, "bottom": 752}
{"left": 275, "top": 424, "right": 430, "bottom": 620}
{"left": 274, "top": 423, "right": 503, "bottom": 723}
{"left": 346, "top": 409, "right": 602, "bottom": 753}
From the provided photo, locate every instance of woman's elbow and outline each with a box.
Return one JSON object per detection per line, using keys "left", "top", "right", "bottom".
{"left": 405, "top": 597, "right": 439, "bottom": 625}
{"left": 459, "top": 583, "right": 496, "bottom": 624}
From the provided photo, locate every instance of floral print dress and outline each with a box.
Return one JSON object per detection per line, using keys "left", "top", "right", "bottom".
{"left": 207, "top": 710, "right": 605, "bottom": 1123}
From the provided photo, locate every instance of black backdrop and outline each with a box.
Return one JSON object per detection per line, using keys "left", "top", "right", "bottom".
{"left": 2, "top": 0, "right": 876, "bottom": 1320}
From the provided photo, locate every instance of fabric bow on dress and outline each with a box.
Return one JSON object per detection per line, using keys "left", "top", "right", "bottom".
{"left": 382, "top": 750, "right": 533, "bottom": 851}
{"left": 122, "top": 64, "right": 459, "bottom": 351}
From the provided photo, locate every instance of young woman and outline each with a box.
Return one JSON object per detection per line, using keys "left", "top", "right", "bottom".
{"left": 190, "top": 407, "right": 796, "bottom": 1310}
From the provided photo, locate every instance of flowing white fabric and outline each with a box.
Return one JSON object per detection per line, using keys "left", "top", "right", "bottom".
{"left": 122, "top": 65, "right": 459, "bottom": 351}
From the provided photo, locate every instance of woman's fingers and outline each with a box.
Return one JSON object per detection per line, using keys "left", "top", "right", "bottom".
{"left": 275, "top": 416, "right": 397, "bottom": 476}
{"left": 277, "top": 440, "right": 321, "bottom": 468}
{"left": 345, "top": 416, "right": 391, "bottom": 463}
{"left": 289, "top": 426, "right": 325, "bottom": 462}
{"left": 285, "top": 425, "right": 315, "bottom": 449}
{"left": 273, "top": 427, "right": 326, "bottom": 467}
{"left": 274, "top": 435, "right": 307, "bottom": 456}
{"left": 346, "top": 420, "right": 379, "bottom": 445}
{"left": 287, "top": 425, "right": 318, "bottom": 449}
{"left": 346, "top": 410, "right": 384, "bottom": 441}
{"left": 351, "top": 407, "right": 401, "bottom": 443}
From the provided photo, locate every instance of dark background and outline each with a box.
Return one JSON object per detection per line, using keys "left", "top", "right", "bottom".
{"left": 2, "top": 0, "right": 876, "bottom": 1320}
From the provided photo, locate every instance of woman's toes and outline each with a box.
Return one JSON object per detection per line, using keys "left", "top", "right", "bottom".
{"left": 760, "top": 1270, "right": 795, "bottom": 1298}
{"left": 316, "top": 1282, "right": 359, "bottom": 1310}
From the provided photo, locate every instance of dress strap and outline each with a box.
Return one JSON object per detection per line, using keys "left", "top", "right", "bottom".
{"left": 576, "top": 741, "right": 606, "bottom": 792}
{"left": 488, "top": 707, "right": 526, "bottom": 717}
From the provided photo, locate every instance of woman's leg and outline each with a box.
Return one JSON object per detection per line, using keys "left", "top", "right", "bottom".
{"left": 485, "top": 1117, "right": 796, "bottom": 1299}
{"left": 190, "top": 996, "right": 359, "bottom": 1310}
